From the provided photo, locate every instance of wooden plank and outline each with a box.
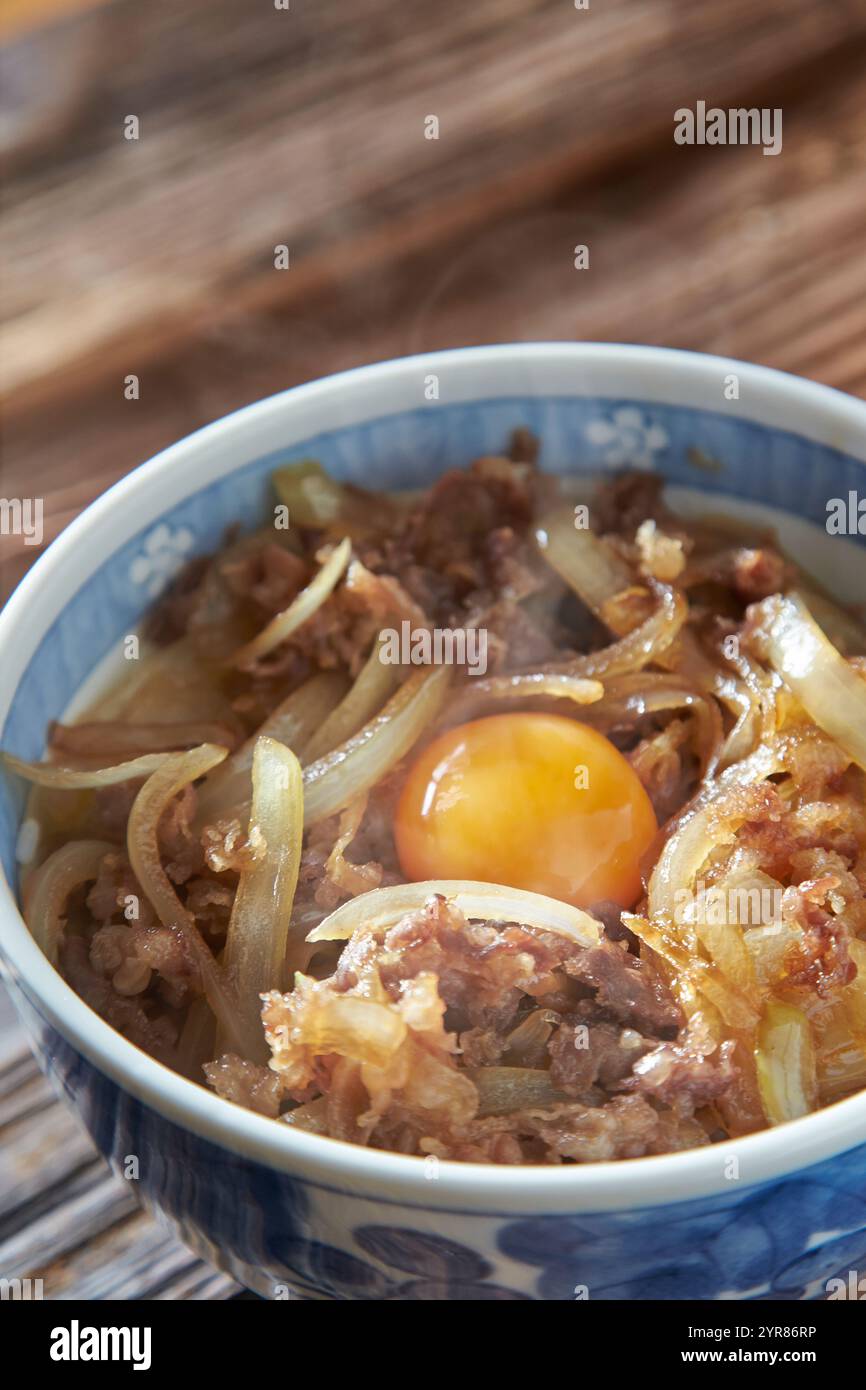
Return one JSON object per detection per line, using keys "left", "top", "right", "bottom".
{"left": 0, "top": 1163, "right": 136, "bottom": 1273}
{"left": 3, "top": 0, "right": 865, "bottom": 414}
{"left": 0, "top": 1085, "right": 95, "bottom": 1217}
{"left": 37, "top": 1209, "right": 237, "bottom": 1301}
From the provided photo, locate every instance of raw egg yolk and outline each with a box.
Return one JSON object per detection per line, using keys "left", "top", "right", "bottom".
{"left": 395, "top": 712, "right": 657, "bottom": 910}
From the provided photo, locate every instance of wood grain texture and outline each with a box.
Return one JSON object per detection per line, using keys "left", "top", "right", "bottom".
{"left": 3, "top": 0, "right": 866, "bottom": 413}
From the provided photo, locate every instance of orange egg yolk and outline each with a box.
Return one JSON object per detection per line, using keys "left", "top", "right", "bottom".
{"left": 395, "top": 712, "right": 658, "bottom": 910}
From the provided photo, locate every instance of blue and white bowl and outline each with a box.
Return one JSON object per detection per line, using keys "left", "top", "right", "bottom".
{"left": 1, "top": 344, "right": 866, "bottom": 1302}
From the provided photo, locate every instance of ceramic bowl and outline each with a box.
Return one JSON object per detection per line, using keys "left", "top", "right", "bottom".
{"left": 2, "top": 344, "right": 866, "bottom": 1301}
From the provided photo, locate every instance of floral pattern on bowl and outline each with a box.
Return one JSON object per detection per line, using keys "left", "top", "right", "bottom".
{"left": 128, "top": 523, "right": 195, "bottom": 598}
{"left": 584, "top": 407, "right": 670, "bottom": 469}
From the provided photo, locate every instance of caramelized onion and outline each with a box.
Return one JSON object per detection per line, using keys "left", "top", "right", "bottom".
{"left": 87, "top": 636, "right": 238, "bottom": 724}
{"left": 552, "top": 582, "right": 687, "bottom": 681}
{"left": 195, "top": 671, "right": 346, "bottom": 827}
{"left": 303, "top": 637, "right": 400, "bottom": 764}
{"left": 625, "top": 913, "right": 760, "bottom": 1033}
{"left": 4, "top": 750, "right": 172, "bottom": 789}
{"left": 126, "top": 743, "right": 228, "bottom": 931}
{"left": 321, "top": 795, "right": 381, "bottom": 901}
{"left": 221, "top": 737, "right": 304, "bottom": 1059}
{"left": 272, "top": 459, "right": 348, "bottom": 527}
{"left": 302, "top": 667, "right": 450, "bottom": 826}
{"left": 749, "top": 591, "right": 866, "bottom": 771}
{"left": 582, "top": 671, "right": 723, "bottom": 777}
{"left": 583, "top": 672, "right": 703, "bottom": 724}
{"left": 441, "top": 671, "right": 603, "bottom": 729}
{"left": 232, "top": 537, "right": 351, "bottom": 666}
{"left": 657, "top": 629, "right": 762, "bottom": 767}
{"left": 756, "top": 1000, "right": 817, "bottom": 1123}
{"left": 534, "top": 508, "right": 633, "bottom": 620}
{"left": 24, "top": 839, "right": 113, "bottom": 965}
{"left": 502, "top": 1009, "right": 560, "bottom": 1067}
{"left": 175, "top": 917, "right": 262, "bottom": 1059}
{"left": 844, "top": 939, "right": 866, "bottom": 1042}
{"left": 714, "top": 677, "right": 761, "bottom": 769}
{"left": 307, "top": 879, "right": 601, "bottom": 947}
{"left": 123, "top": 741, "right": 249, "bottom": 1056}
{"left": 176, "top": 995, "right": 216, "bottom": 1081}
{"left": 647, "top": 743, "right": 784, "bottom": 933}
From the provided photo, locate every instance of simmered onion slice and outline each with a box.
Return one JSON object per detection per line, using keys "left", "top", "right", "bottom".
{"left": 24, "top": 839, "right": 114, "bottom": 965}
{"left": 302, "top": 667, "right": 450, "bottom": 826}
{"left": 232, "top": 537, "right": 352, "bottom": 667}
{"left": 3, "top": 750, "right": 172, "bottom": 788}
{"left": 307, "top": 879, "right": 602, "bottom": 947}
{"left": 750, "top": 590, "right": 866, "bottom": 772}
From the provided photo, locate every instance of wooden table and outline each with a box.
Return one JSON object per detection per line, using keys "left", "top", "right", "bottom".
{"left": 1, "top": 0, "right": 865, "bottom": 1299}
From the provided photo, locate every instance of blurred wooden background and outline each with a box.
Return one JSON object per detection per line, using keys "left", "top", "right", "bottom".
{"left": 1, "top": 0, "right": 866, "bottom": 1300}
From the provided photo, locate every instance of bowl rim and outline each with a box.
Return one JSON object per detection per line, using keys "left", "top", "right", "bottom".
{"left": 2, "top": 341, "right": 866, "bottom": 1213}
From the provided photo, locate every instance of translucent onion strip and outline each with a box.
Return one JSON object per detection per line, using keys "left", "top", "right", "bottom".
{"left": 176, "top": 916, "right": 262, "bottom": 1059}
{"left": 303, "top": 636, "right": 400, "bottom": 765}
{"left": 751, "top": 591, "right": 866, "bottom": 772}
{"left": 221, "top": 737, "right": 304, "bottom": 1060}
{"left": 755, "top": 1000, "right": 817, "bottom": 1123}
{"left": 272, "top": 459, "right": 348, "bottom": 527}
{"left": 258, "top": 670, "right": 348, "bottom": 750}
{"left": 308, "top": 879, "right": 601, "bottom": 948}
{"left": 534, "top": 508, "right": 633, "bottom": 619}
{"left": 176, "top": 995, "right": 216, "bottom": 1081}
{"left": 714, "top": 678, "right": 761, "bottom": 769}
{"left": 625, "top": 912, "right": 760, "bottom": 1033}
{"left": 844, "top": 939, "right": 866, "bottom": 1043}
{"left": 3, "top": 750, "right": 172, "bottom": 789}
{"left": 580, "top": 671, "right": 723, "bottom": 777}
{"left": 647, "top": 742, "right": 783, "bottom": 933}
{"left": 232, "top": 536, "right": 352, "bottom": 666}
{"left": 552, "top": 583, "right": 687, "bottom": 681}
{"left": 195, "top": 671, "right": 347, "bottom": 827}
{"left": 656, "top": 628, "right": 762, "bottom": 766}
{"left": 302, "top": 667, "right": 450, "bottom": 827}
{"left": 127, "top": 744, "right": 228, "bottom": 932}
{"left": 24, "top": 839, "right": 113, "bottom": 965}
{"left": 582, "top": 672, "right": 704, "bottom": 726}
{"left": 441, "top": 672, "right": 603, "bottom": 729}
{"left": 273, "top": 462, "right": 401, "bottom": 542}
{"left": 322, "top": 794, "right": 380, "bottom": 899}
{"left": 124, "top": 743, "right": 263, "bottom": 1057}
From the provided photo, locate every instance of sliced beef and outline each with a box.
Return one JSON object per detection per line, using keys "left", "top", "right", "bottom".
{"left": 621, "top": 1018, "right": 735, "bottom": 1111}
{"left": 562, "top": 939, "right": 683, "bottom": 1039}
{"left": 548, "top": 1017, "right": 652, "bottom": 1095}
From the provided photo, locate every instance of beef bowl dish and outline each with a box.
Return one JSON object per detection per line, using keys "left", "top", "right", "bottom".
{"left": 1, "top": 345, "right": 865, "bottom": 1300}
